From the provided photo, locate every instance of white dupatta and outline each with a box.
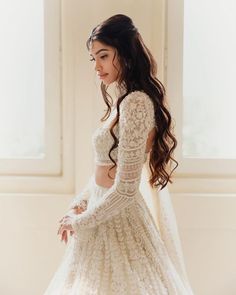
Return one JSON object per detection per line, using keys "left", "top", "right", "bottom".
{"left": 143, "top": 164, "right": 195, "bottom": 294}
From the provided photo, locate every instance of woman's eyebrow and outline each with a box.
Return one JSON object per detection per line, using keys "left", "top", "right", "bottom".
{"left": 90, "top": 49, "right": 109, "bottom": 56}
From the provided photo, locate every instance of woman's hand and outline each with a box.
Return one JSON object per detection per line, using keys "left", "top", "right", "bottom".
{"left": 57, "top": 218, "right": 74, "bottom": 244}
{"left": 57, "top": 206, "right": 85, "bottom": 244}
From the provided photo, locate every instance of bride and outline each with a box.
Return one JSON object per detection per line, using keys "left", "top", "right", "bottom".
{"left": 44, "top": 14, "right": 194, "bottom": 295}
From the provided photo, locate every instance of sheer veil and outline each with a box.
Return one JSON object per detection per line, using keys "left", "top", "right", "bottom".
{"left": 144, "top": 164, "right": 194, "bottom": 295}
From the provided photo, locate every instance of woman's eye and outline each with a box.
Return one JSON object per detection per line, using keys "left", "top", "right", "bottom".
{"left": 89, "top": 55, "right": 107, "bottom": 62}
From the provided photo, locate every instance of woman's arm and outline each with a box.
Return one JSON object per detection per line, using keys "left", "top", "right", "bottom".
{"left": 69, "top": 91, "right": 155, "bottom": 230}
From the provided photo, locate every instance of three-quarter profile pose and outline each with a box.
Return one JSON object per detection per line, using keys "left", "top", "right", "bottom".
{"left": 44, "top": 14, "right": 194, "bottom": 295}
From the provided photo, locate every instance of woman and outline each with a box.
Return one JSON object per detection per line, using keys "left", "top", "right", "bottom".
{"left": 44, "top": 14, "right": 194, "bottom": 294}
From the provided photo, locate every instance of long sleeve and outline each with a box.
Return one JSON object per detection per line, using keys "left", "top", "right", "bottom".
{"left": 71, "top": 91, "right": 155, "bottom": 230}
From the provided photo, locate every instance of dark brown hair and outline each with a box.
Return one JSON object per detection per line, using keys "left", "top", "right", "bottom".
{"left": 87, "top": 14, "right": 178, "bottom": 190}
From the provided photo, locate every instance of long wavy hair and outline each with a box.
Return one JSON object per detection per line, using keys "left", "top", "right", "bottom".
{"left": 87, "top": 14, "right": 178, "bottom": 190}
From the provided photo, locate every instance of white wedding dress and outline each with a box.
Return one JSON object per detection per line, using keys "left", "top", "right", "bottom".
{"left": 43, "top": 90, "right": 194, "bottom": 294}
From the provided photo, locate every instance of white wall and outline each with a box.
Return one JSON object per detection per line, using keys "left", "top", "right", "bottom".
{"left": 172, "top": 193, "right": 236, "bottom": 295}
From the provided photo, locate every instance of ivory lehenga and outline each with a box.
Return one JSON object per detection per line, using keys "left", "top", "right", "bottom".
{"left": 43, "top": 90, "right": 194, "bottom": 294}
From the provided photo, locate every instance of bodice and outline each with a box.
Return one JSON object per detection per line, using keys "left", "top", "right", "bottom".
{"left": 92, "top": 107, "right": 119, "bottom": 166}
{"left": 92, "top": 105, "right": 150, "bottom": 166}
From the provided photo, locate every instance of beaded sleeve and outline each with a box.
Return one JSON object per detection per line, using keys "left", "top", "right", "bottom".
{"left": 71, "top": 91, "right": 155, "bottom": 230}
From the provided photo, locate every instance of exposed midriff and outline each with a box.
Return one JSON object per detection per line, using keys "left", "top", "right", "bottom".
{"left": 95, "top": 165, "right": 116, "bottom": 189}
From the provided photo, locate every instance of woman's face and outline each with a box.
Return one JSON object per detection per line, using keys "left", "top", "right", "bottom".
{"left": 89, "top": 40, "right": 121, "bottom": 85}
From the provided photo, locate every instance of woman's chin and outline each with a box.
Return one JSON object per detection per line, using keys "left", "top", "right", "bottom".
{"left": 102, "top": 79, "right": 116, "bottom": 86}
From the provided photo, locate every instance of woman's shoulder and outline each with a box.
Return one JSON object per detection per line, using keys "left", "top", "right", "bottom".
{"left": 120, "top": 90, "right": 154, "bottom": 111}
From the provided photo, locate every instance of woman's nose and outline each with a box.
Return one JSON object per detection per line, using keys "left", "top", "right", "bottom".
{"left": 95, "top": 60, "right": 101, "bottom": 71}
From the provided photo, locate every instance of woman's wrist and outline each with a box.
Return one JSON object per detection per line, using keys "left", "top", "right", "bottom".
{"left": 69, "top": 200, "right": 87, "bottom": 212}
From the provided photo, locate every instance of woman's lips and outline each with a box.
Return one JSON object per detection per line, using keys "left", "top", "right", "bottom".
{"left": 98, "top": 73, "right": 108, "bottom": 79}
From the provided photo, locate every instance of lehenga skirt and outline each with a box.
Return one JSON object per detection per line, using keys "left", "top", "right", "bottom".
{"left": 43, "top": 175, "right": 194, "bottom": 295}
